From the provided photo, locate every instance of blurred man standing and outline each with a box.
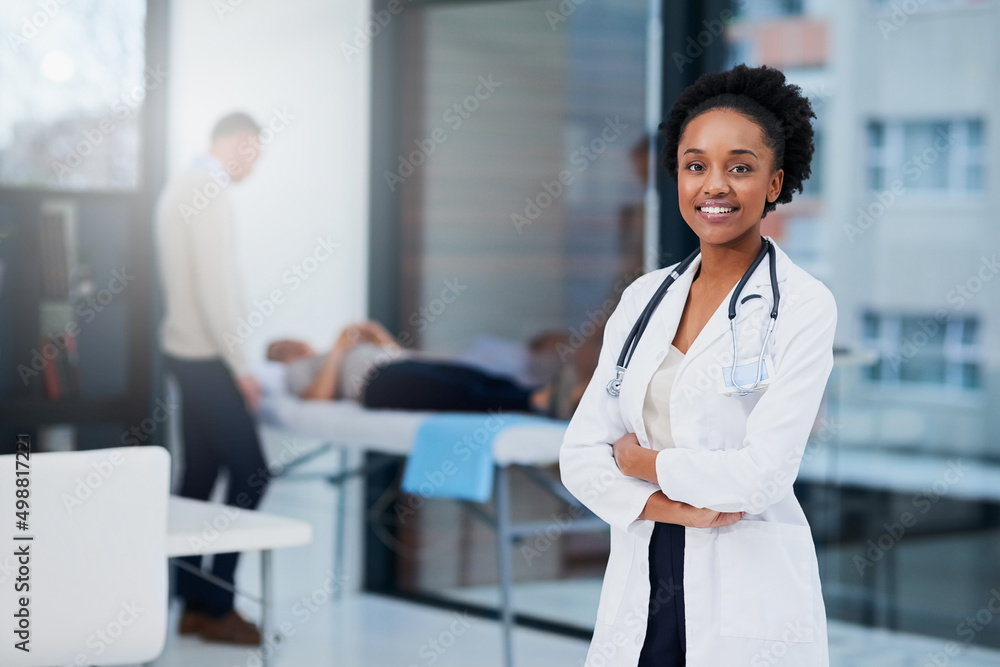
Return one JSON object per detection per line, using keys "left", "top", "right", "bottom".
{"left": 156, "top": 112, "right": 268, "bottom": 645}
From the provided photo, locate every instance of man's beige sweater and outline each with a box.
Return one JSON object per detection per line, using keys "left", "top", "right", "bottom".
{"left": 155, "top": 158, "right": 249, "bottom": 378}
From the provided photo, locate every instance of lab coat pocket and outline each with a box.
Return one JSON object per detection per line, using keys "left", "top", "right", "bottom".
{"left": 717, "top": 521, "right": 815, "bottom": 642}
{"left": 596, "top": 527, "right": 635, "bottom": 625}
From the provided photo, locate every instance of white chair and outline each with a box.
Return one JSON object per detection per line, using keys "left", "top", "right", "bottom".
{"left": 0, "top": 445, "right": 170, "bottom": 666}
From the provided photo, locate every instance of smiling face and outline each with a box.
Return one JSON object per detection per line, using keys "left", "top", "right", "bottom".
{"left": 676, "top": 108, "right": 784, "bottom": 248}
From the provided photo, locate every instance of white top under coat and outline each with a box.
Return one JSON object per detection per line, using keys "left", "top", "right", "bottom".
{"left": 641, "top": 344, "right": 684, "bottom": 451}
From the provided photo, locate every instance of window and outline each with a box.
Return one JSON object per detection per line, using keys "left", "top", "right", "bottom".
{"left": 861, "top": 312, "right": 981, "bottom": 390}
{"left": 867, "top": 121, "right": 887, "bottom": 191}
{"left": 866, "top": 119, "right": 985, "bottom": 194}
{"left": 0, "top": 1, "right": 148, "bottom": 190}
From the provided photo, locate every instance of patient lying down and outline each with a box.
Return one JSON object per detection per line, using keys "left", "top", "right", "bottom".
{"left": 267, "top": 321, "right": 588, "bottom": 420}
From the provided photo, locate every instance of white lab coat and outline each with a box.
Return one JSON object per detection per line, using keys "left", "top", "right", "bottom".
{"left": 560, "top": 237, "right": 836, "bottom": 666}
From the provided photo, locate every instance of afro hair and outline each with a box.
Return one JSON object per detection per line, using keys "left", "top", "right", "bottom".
{"left": 659, "top": 64, "right": 816, "bottom": 218}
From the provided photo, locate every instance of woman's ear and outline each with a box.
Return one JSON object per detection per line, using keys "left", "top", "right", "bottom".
{"left": 768, "top": 168, "right": 784, "bottom": 203}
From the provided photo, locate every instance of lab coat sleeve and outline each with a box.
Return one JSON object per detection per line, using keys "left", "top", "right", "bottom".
{"left": 653, "top": 280, "right": 837, "bottom": 513}
{"left": 559, "top": 277, "right": 660, "bottom": 534}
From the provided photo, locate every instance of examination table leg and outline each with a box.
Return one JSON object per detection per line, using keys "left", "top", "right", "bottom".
{"left": 262, "top": 549, "right": 273, "bottom": 667}
{"left": 334, "top": 447, "right": 348, "bottom": 600}
{"left": 495, "top": 465, "right": 515, "bottom": 667}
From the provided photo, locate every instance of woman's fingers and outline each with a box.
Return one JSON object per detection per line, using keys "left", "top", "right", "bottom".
{"left": 716, "top": 511, "right": 744, "bottom": 527}
{"left": 683, "top": 506, "right": 745, "bottom": 528}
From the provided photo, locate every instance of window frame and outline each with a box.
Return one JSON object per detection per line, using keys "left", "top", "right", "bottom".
{"left": 859, "top": 310, "right": 984, "bottom": 396}
{"left": 865, "top": 117, "right": 986, "bottom": 196}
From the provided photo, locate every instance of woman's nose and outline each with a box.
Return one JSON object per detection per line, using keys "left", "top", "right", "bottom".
{"left": 704, "top": 170, "right": 731, "bottom": 195}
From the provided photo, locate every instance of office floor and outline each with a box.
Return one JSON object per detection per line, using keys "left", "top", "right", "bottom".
{"left": 138, "top": 440, "right": 1000, "bottom": 666}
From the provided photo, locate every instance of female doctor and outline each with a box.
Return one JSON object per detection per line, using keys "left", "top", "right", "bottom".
{"left": 560, "top": 64, "right": 836, "bottom": 666}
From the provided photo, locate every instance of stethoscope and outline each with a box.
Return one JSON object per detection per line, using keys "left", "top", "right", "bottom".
{"left": 606, "top": 237, "right": 780, "bottom": 398}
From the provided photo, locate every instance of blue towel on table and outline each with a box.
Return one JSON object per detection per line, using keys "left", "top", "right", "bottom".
{"left": 401, "top": 412, "right": 540, "bottom": 503}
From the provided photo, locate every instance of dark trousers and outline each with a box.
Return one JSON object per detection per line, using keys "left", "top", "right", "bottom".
{"left": 166, "top": 356, "right": 270, "bottom": 618}
{"left": 637, "top": 521, "right": 686, "bottom": 666}
{"left": 362, "top": 360, "right": 534, "bottom": 412}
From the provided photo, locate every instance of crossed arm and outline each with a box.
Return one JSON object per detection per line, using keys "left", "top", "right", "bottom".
{"left": 562, "top": 275, "right": 837, "bottom": 533}
{"left": 611, "top": 432, "right": 745, "bottom": 528}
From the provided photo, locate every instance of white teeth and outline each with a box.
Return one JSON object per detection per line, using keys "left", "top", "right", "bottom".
{"left": 701, "top": 206, "right": 734, "bottom": 214}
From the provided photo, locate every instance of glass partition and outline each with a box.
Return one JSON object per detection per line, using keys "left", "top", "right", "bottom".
{"left": 385, "top": 0, "right": 651, "bottom": 628}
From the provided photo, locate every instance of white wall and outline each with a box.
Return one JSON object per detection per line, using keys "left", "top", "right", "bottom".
{"left": 166, "top": 0, "right": 372, "bottom": 364}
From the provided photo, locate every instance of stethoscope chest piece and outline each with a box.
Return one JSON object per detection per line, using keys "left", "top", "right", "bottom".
{"left": 606, "top": 366, "right": 625, "bottom": 397}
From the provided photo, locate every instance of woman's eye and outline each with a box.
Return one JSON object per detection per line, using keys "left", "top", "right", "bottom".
{"left": 731, "top": 165, "right": 751, "bottom": 174}
{"left": 686, "top": 163, "right": 703, "bottom": 171}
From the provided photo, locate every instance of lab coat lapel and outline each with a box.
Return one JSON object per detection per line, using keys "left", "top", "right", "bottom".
{"left": 618, "top": 256, "right": 700, "bottom": 433}
{"left": 682, "top": 240, "right": 780, "bottom": 365}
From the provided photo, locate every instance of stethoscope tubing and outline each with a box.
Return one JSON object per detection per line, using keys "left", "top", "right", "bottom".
{"left": 607, "top": 237, "right": 778, "bottom": 398}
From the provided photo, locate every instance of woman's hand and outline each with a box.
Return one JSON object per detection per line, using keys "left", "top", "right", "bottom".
{"left": 612, "top": 432, "right": 640, "bottom": 471}
{"left": 612, "top": 432, "right": 657, "bottom": 484}
{"left": 639, "top": 491, "right": 745, "bottom": 528}
{"left": 679, "top": 505, "right": 745, "bottom": 529}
